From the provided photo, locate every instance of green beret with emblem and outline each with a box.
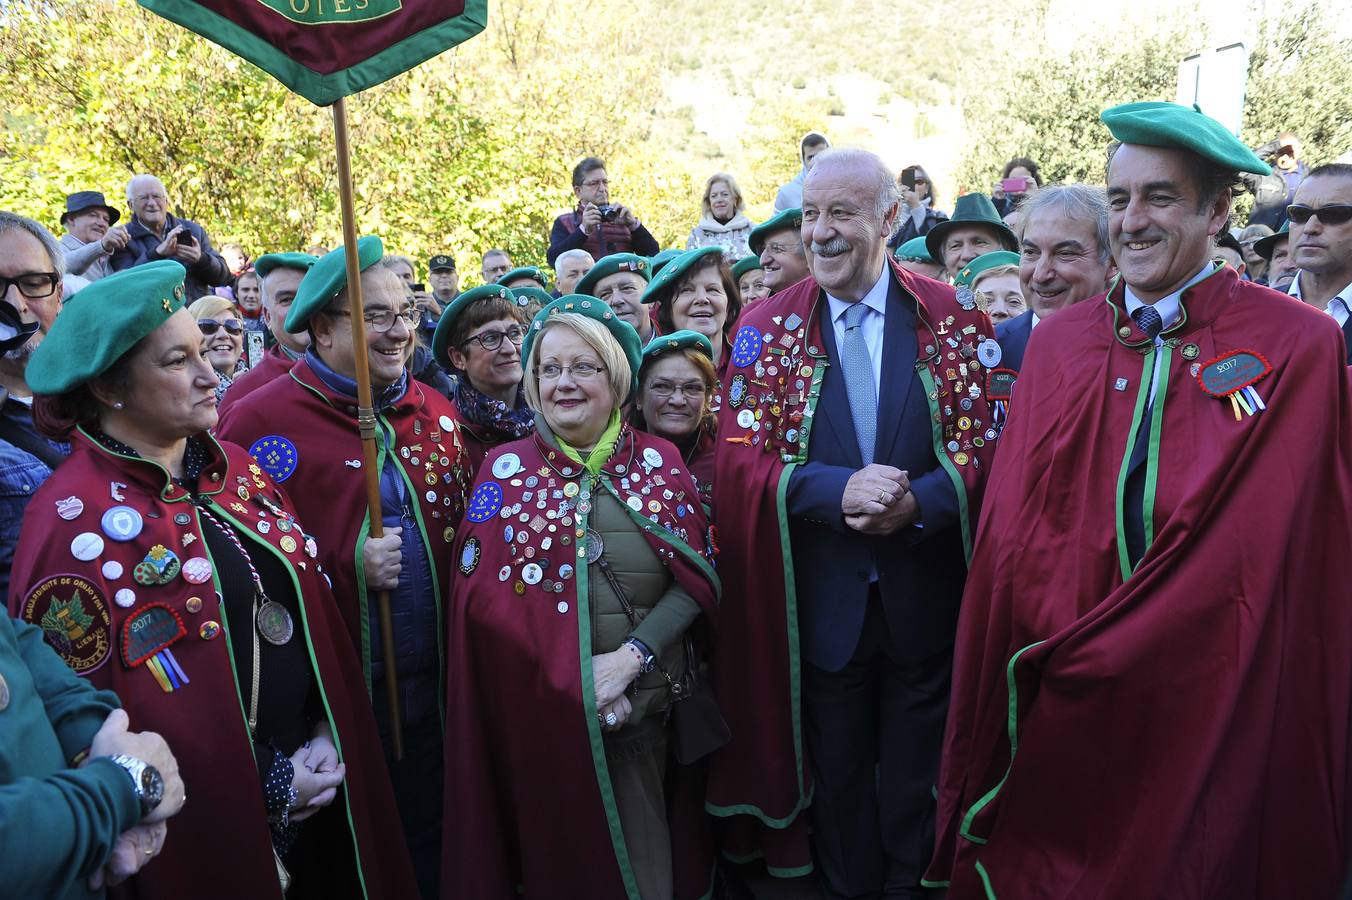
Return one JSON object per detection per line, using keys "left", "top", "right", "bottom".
{"left": 1100, "top": 101, "right": 1271, "bottom": 176}
{"left": 953, "top": 250, "right": 1021, "bottom": 288}
{"left": 576, "top": 253, "right": 650, "bottom": 297}
{"left": 748, "top": 208, "right": 803, "bottom": 256}
{"left": 253, "top": 252, "right": 318, "bottom": 279}
{"left": 641, "top": 329, "right": 714, "bottom": 365}
{"left": 498, "top": 266, "right": 550, "bottom": 290}
{"left": 731, "top": 255, "right": 763, "bottom": 280}
{"left": 431, "top": 284, "right": 516, "bottom": 369}
{"left": 925, "top": 193, "right": 1018, "bottom": 263}
{"left": 648, "top": 249, "right": 682, "bottom": 276}
{"left": 29, "top": 260, "right": 188, "bottom": 395}
{"left": 641, "top": 245, "right": 723, "bottom": 307}
{"left": 285, "top": 235, "right": 385, "bottom": 334}
{"left": 1253, "top": 221, "right": 1289, "bottom": 260}
{"left": 894, "top": 237, "right": 934, "bottom": 263}
{"left": 510, "top": 286, "right": 554, "bottom": 311}
{"left": 521, "top": 294, "right": 643, "bottom": 402}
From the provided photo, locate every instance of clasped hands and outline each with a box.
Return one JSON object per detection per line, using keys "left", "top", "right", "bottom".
{"left": 842, "top": 464, "right": 919, "bottom": 535}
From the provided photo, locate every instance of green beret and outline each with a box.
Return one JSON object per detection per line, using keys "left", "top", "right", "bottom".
{"left": 894, "top": 237, "right": 934, "bottom": 263}
{"left": 925, "top": 193, "right": 1018, "bottom": 262}
{"left": 285, "top": 235, "right": 385, "bottom": 334}
{"left": 520, "top": 294, "right": 643, "bottom": 402}
{"left": 748, "top": 208, "right": 803, "bottom": 256}
{"left": 731, "top": 255, "right": 764, "bottom": 280}
{"left": 1253, "top": 221, "right": 1289, "bottom": 260}
{"left": 576, "top": 253, "right": 650, "bottom": 297}
{"left": 953, "top": 251, "right": 1021, "bottom": 288}
{"left": 1101, "top": 101, "right": 1271, "bottom": 176}
{"left": 641, "top": 246, "right": 723, "bottom": 306}
{"left": 641, "top": 329, "right": 713, "bottom": 367}
{"left": 498, "top": 266, "right": 550, "bottom": 290}
{"left": 510, "top": 286, "right": 554, "bottom": 311}
{"left": 28, "top": 260, "right": 188, "bottom": 395}
{"left": 431, "top": 284, "right": 516, "bottom": 368}
{"left": 648, "top": 249, "right": 682, "bottom": 276}
{"left": 253, "top": 252, "right": 318, "bottom": 279}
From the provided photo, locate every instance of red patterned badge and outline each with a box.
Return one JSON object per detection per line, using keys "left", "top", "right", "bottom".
{"left": 1195, "top": 349, "right": 1272, "bottom": 420}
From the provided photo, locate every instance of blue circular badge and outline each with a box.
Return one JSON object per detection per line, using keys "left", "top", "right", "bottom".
{"left": 248, "top": 436, "right": 299, "bottom": 483}
{"left": 101, "top": 505, "right": 144, "bottom": 542}
{"left": 731, "top": 325, "right": 762, "bottom": 369}
{"left": 466, "top": 482, "right": 503, "bottom": 523}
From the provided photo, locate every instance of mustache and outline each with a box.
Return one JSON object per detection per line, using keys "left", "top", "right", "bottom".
{"left": 811, "top": 238, "right": 852, "bottom": 256}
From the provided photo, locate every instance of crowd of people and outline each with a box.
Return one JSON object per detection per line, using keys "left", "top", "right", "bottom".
{"left": 2, "top": 99, "right": 1351, "bottom": 900}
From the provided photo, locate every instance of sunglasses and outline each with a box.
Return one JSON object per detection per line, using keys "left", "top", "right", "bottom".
{"left": 1287, "top": 204, "right": 1352, "bottom": 226}
{"left": 198, "top": 318, "right": 244, "bottom": 336}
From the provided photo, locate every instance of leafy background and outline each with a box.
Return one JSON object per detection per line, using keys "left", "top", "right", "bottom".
{"left": 2, "top": 0, "right": 1350, "bottom": 284}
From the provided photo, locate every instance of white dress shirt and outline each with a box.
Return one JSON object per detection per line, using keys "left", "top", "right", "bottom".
{"left": 1288, "top": 272, "right": 1352, "bottom": 328}
{"left": 826, "top": 265, "right": 890, "bottom": 396}
{"left": 1124, "top": 263, "right": 1214, "bottom": 402}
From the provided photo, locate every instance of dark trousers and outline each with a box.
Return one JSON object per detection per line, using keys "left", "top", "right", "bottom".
{"left": 803, "top": 591, "right": 952, "bottom": 900}
{"left": 382, "top": 717, "right": 444, "bottom": 900}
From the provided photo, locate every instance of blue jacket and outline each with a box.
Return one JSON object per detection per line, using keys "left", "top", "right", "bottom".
{"left": 0, "top": 395, "right": 66, "bottom": 603}
{"left": 306, "top": 353, "right": 441, "bottom": 729}
{"left": 110, "top": 214, "right": 231, "bottom": 301}
{"left": 995, "top": 309, "right": 1034, "bottom": 373}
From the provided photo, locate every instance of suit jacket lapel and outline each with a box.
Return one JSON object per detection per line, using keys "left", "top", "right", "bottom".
{"left": 876, "top": 273, "right": 916, "bottom": 464}
{"left": 815, "top": 295, "right": 863, "bottom": 467}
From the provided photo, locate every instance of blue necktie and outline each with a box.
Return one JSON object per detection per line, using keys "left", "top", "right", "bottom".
{"left": 842, "top": 301, "right": 877, "bottom": 465}
{"left": 1132, "top": 305, "right": 1163, "bottom": 341}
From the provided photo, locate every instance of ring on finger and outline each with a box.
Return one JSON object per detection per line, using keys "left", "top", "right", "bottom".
{"left": 604, "top": 711, "right": 619, "bottom": 727}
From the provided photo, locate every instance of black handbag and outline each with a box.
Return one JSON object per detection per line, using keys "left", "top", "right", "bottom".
{"left": 597, "top": 555, "right": 730, "bottom": 764}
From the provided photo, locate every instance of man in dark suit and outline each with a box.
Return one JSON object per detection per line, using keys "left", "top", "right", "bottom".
{"left": 997, "top": 184, "right": 1116, "bottom": 372}
{"left": 784, "top": 149, "right": 994, "bottom": 898}
{"left": 1284, "top": 163, "right": 1352, "bottom": 365}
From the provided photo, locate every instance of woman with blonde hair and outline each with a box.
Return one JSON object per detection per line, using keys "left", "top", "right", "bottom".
{"left": 686, "top": 172, "right": 755, "bottom": 260}
{"left": 187, "top": 294, "right": 246, "bottom": 401}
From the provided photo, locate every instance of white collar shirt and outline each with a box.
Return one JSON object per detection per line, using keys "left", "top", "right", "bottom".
{"left": 826, "top": 265, "right": 889, "bottom": 396}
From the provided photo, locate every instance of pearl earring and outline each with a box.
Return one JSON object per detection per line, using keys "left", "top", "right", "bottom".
{"left": 113, "top": 401, "right": 125, "bottom": 410}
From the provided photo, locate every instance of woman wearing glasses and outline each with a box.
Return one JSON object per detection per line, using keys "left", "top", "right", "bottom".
{"left": 431, "top": 284, "right": 534, "bottom": 477}
{"left": 10, "top": 261, "right": 418, "bottom": 898}
{"left": 443, "top": 296, "right": 720, "bottom": 900}
{"left": 629, "top": 331, "right": 718, "bottom": 508}
{"left": 187, "top": 296, "right": 246, "bottom": 402}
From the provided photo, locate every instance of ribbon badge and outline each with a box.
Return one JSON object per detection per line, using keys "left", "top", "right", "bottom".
{"left": 1195, "top": 349, "right": 1271, "bottom": 421}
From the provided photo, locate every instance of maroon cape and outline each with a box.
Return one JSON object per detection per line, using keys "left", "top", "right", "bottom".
{"left": 8, "top": 431, "right": 417, "bottom": 899}
{"left": 217, "top": 345, "right": 298, "bottom": 416}
{"left": 217, "top": 359, "right": 472, "bottom": 685}
{"left": 709, "top": 259, "right": 996, "bottom": 873}
{"left": 442, "top": 427, "right": 720, "bottom": 899}
{"left": 927, "top": 266, "right": 1352, "bottom": 898}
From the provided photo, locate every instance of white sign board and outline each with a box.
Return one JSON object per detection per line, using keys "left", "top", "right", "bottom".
{"left": 1177, "top": 43, "right": 1249, "bottom": 137}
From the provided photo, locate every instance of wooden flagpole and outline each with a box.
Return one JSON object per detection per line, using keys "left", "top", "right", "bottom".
{"left": 332, "top": 97, "right": 404, "bottom": 760}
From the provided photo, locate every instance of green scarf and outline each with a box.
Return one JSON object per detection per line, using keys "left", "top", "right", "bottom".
{"left": 555, "top": 410, "right": 622, "bottom": 475}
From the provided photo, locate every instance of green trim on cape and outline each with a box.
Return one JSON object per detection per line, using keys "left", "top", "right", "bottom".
{"left": 917, "top": 364, "right": 975, "bottom": 561}
{"left": 1142, "top": 345, "right": 1173, "bottom": 554}
{"left": 1114, "top": 353, "right": 1154, "bottom": 582}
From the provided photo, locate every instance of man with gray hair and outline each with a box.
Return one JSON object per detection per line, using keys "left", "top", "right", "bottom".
{"left": 0, "top": 212, "right": 70, "bottom": 598}
{"left": 552, "top": 248, "right": 593, "bottom": 297}
{"left": 997, "top": 183, "right": 1117, "bottom": 372}
{"left": 110, "top": 174, "right": 230, "bottom": 300}
{"left": 709, "top": 148, "right": 997, "bottom": 896}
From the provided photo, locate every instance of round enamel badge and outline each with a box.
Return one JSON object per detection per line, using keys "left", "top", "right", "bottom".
{"left": 730, "top": 325, "right": 763, "bottom": 369}
{"left": 248, "top": 435, "right": 299, "bottom": 483}
{"left": 20, "top": 574, "right": 112, "bottom": 674}
{"left": 466, "top": 482, "right": 504, "bottom": 523}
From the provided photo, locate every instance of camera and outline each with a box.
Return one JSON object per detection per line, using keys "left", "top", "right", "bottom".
{"left": 596, "top": 204, "right": 621, "bottom": 223}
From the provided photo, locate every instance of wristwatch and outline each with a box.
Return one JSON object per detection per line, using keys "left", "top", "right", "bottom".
{"left": 624, "top": 638, "right": 656, "bottom": 674}
{"left": 109, "top": 755, "right": 165, "bottom": 818}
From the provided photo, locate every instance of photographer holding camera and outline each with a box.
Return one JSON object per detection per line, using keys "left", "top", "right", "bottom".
{"left": 547, "top": 156, "right": 659, "bottom": 267}
{"left": 111, "top": 174, "right": 230, "bottom": 300}
{"left": 1247, "top": 132, "right": 1309, "bottom": 230}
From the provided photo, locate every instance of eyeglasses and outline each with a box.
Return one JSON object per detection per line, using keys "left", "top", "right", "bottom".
{"left": 1287, "top": 204, "right": 1352, "bottom": 226}
{"left": 198, "top": 318, "right": 244, "bottom": 336}
{"left": 537, "top": 362, "right": 606, "bottom": 380}
{"left": 582, "top": 178, "right": 609, "bottom": 189}
{"left": 0, "top": 273, "right": 60, "bottom": 299}
{"left": 646, "top": 380, "right": 706, "bottom": 400}
{"left": 764, "top": 242, "right": 803, "bottom": 256}
{"left": 464, "top": 325, "right": 527, "bottom": 351}
{"left": 132, "top": 193, "right": 167, "bottom": 204}
{"left": 327, "top": 307, "right": 422, "bottom": 333}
